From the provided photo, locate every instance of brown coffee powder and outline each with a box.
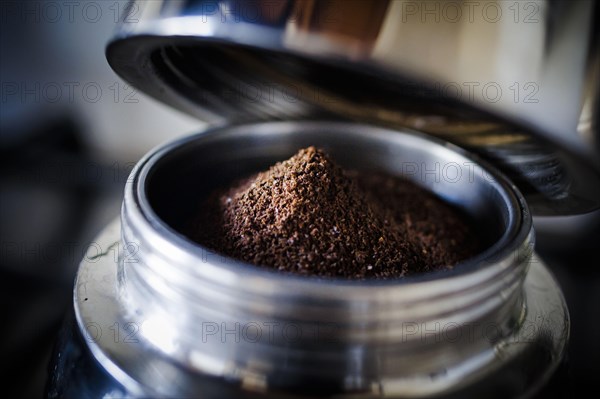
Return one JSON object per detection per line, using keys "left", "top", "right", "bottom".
{"left": 190, "top": 147, "right": 477, "bottom": 279}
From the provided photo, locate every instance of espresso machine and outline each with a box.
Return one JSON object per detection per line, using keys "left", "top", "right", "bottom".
{"left": 46, "top": 1, "right": 599, "bottom": 398}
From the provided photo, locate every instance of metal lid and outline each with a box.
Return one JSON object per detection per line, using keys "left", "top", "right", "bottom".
{"left": 106, "top": 0, "right": 600, "bottom": 215}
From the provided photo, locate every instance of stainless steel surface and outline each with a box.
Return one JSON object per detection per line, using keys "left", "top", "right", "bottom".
{"left": 105, "top": 0, "right": 600, "bottom": 215}
{"left": 74, "top": 122, "right": 568, "bottom": 398}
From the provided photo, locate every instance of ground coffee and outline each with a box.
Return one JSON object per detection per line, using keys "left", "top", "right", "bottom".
{"left": 190, "top": 147, "right": 477, "bottom": 279}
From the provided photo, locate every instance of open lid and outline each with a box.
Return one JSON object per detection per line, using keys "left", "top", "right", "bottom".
{"left": 106, "top": 0, "right": 600, "bottom": 216}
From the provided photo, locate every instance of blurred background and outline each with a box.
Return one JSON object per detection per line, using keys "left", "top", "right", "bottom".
{"left": 0, "top": 1, "right": 598, "bottom": 398}
{"left": 1, "top": 1, "right": 201, "bottom": 397}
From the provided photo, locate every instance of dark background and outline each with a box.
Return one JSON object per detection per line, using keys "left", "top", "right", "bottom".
{"left": 1, "top": 1, "right": 599, "bottom": 398}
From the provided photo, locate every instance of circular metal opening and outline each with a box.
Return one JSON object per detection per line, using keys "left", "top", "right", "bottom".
{"left": 134, "top": 121, "right": 529, "bottom": 284}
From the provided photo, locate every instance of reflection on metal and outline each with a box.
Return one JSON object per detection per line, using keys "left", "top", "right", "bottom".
{"left": 107, "top": 0, "right": 599, "bottom": 213}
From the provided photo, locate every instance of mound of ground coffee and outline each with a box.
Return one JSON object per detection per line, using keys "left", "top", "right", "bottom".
{"left": 190, "top": 147, "right": 477, "bottom": 279}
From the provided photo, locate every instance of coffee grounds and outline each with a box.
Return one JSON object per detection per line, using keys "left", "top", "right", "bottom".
{"left": 351, "top": 172, "right": 478, "bottom": 271}
{"left": 190, "top": 147, "right": 477, "bottom": 279}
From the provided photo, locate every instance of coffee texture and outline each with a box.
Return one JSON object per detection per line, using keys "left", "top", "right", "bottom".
{"left": 190, "top": 147, "right": 477, "bottom": 279}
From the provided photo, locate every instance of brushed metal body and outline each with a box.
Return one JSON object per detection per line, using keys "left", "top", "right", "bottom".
{"left": 73, "top": 122, "right": 569, "bottom": 398}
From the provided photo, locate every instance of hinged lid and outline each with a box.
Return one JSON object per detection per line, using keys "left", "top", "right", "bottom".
{"left": 106, "top": 0, "right": 600, "bottom": 215}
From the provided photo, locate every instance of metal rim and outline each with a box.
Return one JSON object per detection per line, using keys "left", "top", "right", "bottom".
{"left": 124, "top": 120, "right": 531, "bottom": 288}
